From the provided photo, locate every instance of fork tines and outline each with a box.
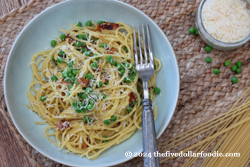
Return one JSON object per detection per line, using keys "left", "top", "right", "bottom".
{"left": 133, "top": 24, "right": 154, "bottom": 66}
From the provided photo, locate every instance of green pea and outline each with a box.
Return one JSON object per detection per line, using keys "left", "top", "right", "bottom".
{"left": 85, "top": 51, "right": 92, "bottom": 56}
{"left": 81, "top": 101, "right": 86, "bottom": 106}
{"left": 75, "top": 107, "right": 81, "bottom": 113}
{"left": 83, "top": 116, "right": 88, "bottom": 123}
{"left": 130, "top": 64, "right": 135, "bottom": 70}
{"left": 60, "top": 34, "right": 66, "bottom": 41}
{"left": 97, "top": 20, "right": 104, "bottom": 24}
{"left": 84, "top": 34, "right": 89, "bottom": 40}
{"left": 68, "top": 73, "right": 73, "bottom": 78}
{"left": 72, "top": 101, "right": 78, "bottom": 108}
{"left": 67, "top": 67, "right": 73, "bottom": 73}
{"left": 86, "top": 73, "right": 92, "bottom": 79}
{"left": 205, "top": 46, "right": 212, "bottom": 53}
{"left": 68, "top": 84, "right": 73, "bottom": 91}
{"left": 103, "top": 94, "right": 107, "bottom": 99}
{"left": 40, "top": 96, "right": 47, "bottom": 102}
{"left": 51, "top": 75, "right": 58, "bottom": 82}
{"left": 76, "top": 22, "right": 82, "bottom": 27}
{"left": 85, "top": 87, "right": 92, "bottom": 94}
{"left": 133, "top": 69, "right": 137, "bottom": 75}
{"left": 194, "top": 28, "right": 199, "bottom": 35}
{"left": 104, "top": 80, "right": 109, "bottom": 85}
{"left": 73, "top": 69, "right": 78, "bottom": 75}
{"left": 81, "top": 107, "right": 88, "bottom": 113}
{"left": 137, "top": 86, "right": 141, "bottom": 93}
{"left": 78, "top": 34, "right": 84, "bottom": 40}
{"left": 236, "top": 61, "right": 242, "bottom": 68}
{"left": 206, "top": 57, "right": 212, "bottom": 63}
{"left": 67, "top": 60, "right": 74, "bottom": 67}
{"left": 189, "top": 27, "right": 195, "bottom": 34}
{"left": 65, "top": 77, "right": 71, "bottom": 83}
{"left": 214, "top": 69, "right": 220, "bottom": 75}
{"left": 67, "top": 93, "right": 70, "bottom": 96}
{"left": 111, "top": 59, "right": 117, "bottom": 66}
{"left": 126, "top": 107, "right": 132, "bottom": 113}
{"left": 57, "top": 57, "right": 63, "bottom": 63}
{"left": 224, "top": 60, "right": 230, "bottom": 67}
{"left": 104, "top": 120, "right": 111, "bottom": 125}
{"left": 88, "top": 118, "right": 93, "bottom": 124}
{"left": 80, "top": 48, "right": 87, "bottom": 53}
{"left": 154, "top": 87, "right": 161, "bottom": 94}
{"left": 51, "top": 40, "right": 57, "bottom": 47}
{"left": 89, "top": 99, "right": 94, "bottom": 104}
{"left": 86, "top": 20, "right": 92, "bottom": 26}
{"left": 81, "top": 93, "right": 88, "bottom": 99}
{"left": 72, "top": 77, "right": 76, "bottom": 82}
{"left": 102, "top": 136, "right": 108, "bottom": 143}
{"left": 106, "top": 55, "right": 112, "bottom": 63}
{"left": 232, "top": 65, "right": 237, "bottom": 72}
{"left": 59, "top": 50, "right": 65, "bottom": 57}
{"left": 120, "top": 69, "right": 125, "bottom": 74}
{"left": 94, "top": 54, "right": 100, "bottom": 61}
{"left": 124, "top": 76, "right": 131, "bottom": 83}
{"left": 231, "top": 77, "right": 238, "bottom": 84}
{"left": 91, "top": 62, "right": 98, "bottom": 69}
{"left": 124, "top": 47, "right": 128, "bottom": 52}
{"left": 52, "top": 56, "right": 55, "bottom": 62}
{"left": 125, "top": 62, "right": 130, "bottom": 68}
{"left": 62, "top": 71, "right": 67, "bottom": 78}
{"left": 75, "top": 41, "right": 83, "bottom": 47}
{"left": 98, "top": 81, "right": 103, "bottom": 88}
{"left": 236, "top": 68, "right": 241, "bottom": 74}
{"left": 87, "top": 103, "right": 94, "bottom": 110}
{"left": 93, "top": 38, "right": 99, "bottom": 43}
{"left": 101, "top": 43, "right": 107, "bottom": 48}
{"left": 116, "top": 63, "right": 123, "bottom": 70}
{"left": 111, "top": 115, "right": 117, "bottom": 122}
{"left": 131, "top": 74, "right": 136, "bottom": 80}
{"left": 75, "top": 81, "right": 79, "bottom": 85}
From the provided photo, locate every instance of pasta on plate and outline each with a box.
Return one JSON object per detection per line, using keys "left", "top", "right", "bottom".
{"left": 26, "top": 21, "right": 161, "bottom": 159}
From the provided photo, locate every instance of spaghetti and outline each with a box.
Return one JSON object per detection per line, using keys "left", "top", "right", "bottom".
{"left": 160, "top": 86, "right": 250, "bottom": 166}
{"left": 26, "top": 21, "right": 161, "bottom": 159}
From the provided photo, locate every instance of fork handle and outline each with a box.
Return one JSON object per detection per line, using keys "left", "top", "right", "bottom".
{"left": 142, "top": 98, "right": 159, "bottom": 167}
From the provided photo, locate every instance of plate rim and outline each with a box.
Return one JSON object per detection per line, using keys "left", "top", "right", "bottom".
{"left": 3, "top": 0, "right": 180, "bottom": 166}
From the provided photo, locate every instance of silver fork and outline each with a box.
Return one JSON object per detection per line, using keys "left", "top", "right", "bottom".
{"left": 133, "top": 24, "right": 159, "bottom": 167}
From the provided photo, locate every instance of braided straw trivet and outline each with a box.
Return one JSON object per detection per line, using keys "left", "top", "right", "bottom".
{"left": 1, "top": 0, "right": 250, "bottom": 166}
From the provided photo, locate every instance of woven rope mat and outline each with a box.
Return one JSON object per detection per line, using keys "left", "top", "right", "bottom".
{"left": 1, "top": 0, "right": 250, "bottom": 166}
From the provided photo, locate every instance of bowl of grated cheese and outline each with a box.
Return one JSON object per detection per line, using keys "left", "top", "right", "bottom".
{"left": 196, "top": 0, "right": 250, "bottom": 50}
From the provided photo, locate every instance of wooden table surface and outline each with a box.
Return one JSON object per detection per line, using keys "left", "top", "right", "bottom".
{"left": 1, "top": 1, "right": 33, "bottom": 167}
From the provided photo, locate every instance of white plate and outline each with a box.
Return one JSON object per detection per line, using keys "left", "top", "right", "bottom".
{"left": 4, "top": 0, "right": 179, "bottom": 166}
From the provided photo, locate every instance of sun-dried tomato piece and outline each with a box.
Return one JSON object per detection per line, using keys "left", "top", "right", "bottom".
{"left": 128, "top": 92, "right": 137, "bottom": 105}
{"left": 65, "top": 34, "right": 74, "bottom": 44}
{"left": 77, "top": 78, "right": 89, "bottom": 87}
{"left": 107, "top": 48, "right": 115, "bottom": 54}
{"left": 56, "top": 120, "right": 70, "bottom": 131}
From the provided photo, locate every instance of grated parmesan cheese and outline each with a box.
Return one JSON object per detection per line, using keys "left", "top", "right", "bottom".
{"left": 202, "top": 0, "right": 250, "bottom": 43}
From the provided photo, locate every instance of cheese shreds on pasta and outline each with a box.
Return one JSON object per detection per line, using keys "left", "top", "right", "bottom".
{"left": 26, "top": 21, "right": 161, "bottom": 159}
{"left": 202, "top": 0, "right": 250, "bottom": 43}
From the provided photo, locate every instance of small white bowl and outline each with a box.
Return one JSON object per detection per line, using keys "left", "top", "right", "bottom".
{"left": 196, "top": 0, "right": 250, "bottom": 50}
